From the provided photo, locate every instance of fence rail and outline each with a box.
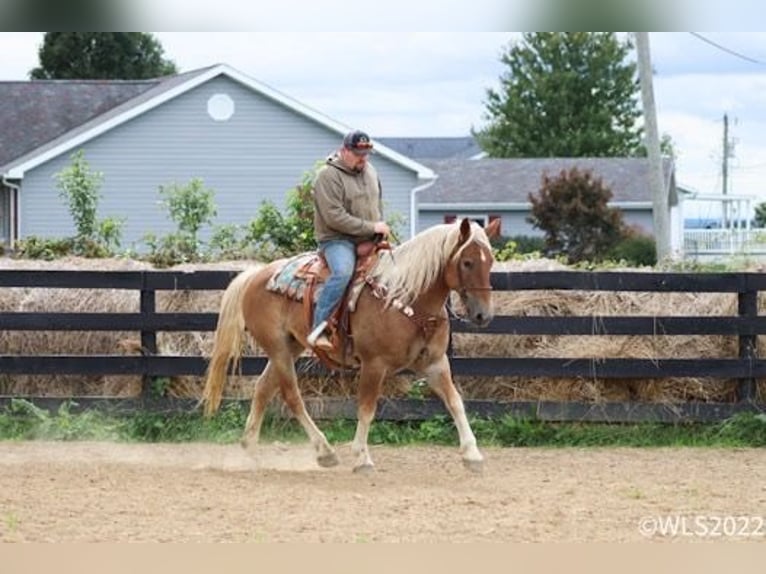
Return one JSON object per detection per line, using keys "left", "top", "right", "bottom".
{"left": 684, "top": 228, "right": 766, "bottom": 256}
{"left": 1, "top": 269, "right": 765, "bottom": 423}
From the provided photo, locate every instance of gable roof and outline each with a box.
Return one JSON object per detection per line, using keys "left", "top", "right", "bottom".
{"left": 0, "top": 78, "right": 155, "bottom": 167}
{"left": 418, "top": 157, "right": 677, "bottom": 207}
{"left": 1, "top": 64, "right": 435, "bottom": 181}
{"left": 376, "top": 136, "right": 483, "bottom": 160}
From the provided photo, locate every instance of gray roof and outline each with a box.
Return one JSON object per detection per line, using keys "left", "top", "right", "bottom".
{"left": 418, "top": 157, "right": 677, "bottom": 206}
{"left": 376, "top": 136, "right": 481, "bottom": 160}
{"left": 0, "top": 67, "right": 215, "bottom": 170}
{"left": 1, "top": 65, "right": 434, "bottom": 180}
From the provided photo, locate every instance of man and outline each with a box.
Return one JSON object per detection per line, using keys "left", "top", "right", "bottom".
{"left": 307, "top": 130, "right": 390, "bottom": 351}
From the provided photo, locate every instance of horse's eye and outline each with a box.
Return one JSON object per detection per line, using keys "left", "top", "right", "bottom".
{"left": 462, "top": 260, "right": 473, "bottom": 269}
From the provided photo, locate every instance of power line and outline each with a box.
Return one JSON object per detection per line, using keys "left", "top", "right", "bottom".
{"left": 689, "top": 32, "right": 766, "bottom": 66}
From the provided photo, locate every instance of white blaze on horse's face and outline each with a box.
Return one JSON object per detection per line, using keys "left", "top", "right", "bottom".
{"left": 452, "top": 230, "right": 495, "bottom": 328}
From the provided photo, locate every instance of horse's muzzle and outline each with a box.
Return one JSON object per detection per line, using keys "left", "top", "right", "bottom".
{"left": 463, "top": 294, "right": 494, "bottom": 328}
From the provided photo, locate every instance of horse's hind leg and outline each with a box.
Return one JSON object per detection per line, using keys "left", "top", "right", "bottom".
{"left": 272, "top": 349, "right": 339, "bottom": 468}
{"left": 424, "top": 355, "right": 483, "bottom": 472}
{"left": 241, "top": 362, "right": 280, "bottom": 453}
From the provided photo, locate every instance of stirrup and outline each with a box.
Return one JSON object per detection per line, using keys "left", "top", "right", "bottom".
{"left": 311, "top": 334, "right": 334, "bottom": 352}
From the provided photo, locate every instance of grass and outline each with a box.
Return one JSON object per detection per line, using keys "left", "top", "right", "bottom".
{"left": 1, "top": 399, "right": 766, "bottom": 447}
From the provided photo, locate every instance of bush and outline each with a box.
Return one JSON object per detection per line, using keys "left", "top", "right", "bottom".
{"left": 13, "top": 236, "right": 75, "bottom": 260}
{"left": 143, "top": 178, "right": 217, "bottom": 265}
{"left": 52, "top": 150, "right": 124, "bottom": 257}
{"left": 528, "top": 167, "right": 625, "bottom": 264}
{"left": 245, "top": 165, "right": 319, "bottom": 260}
{"left": 608, "top": 234, "right": 657, "bottom": 266}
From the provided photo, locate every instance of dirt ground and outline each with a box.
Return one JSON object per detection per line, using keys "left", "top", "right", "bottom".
{"left": 1, "top": 441, "right": 765, "bottom": 542}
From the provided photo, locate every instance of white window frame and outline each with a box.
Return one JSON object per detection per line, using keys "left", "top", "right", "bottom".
{"left": 456, "top": 214, "right": 488, "bottom": 227}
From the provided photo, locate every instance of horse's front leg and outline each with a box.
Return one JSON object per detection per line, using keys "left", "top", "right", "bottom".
{"left": 424, "top": 354, "right": 483, "bottom": 472}
{"left": 351, "top": 359, "right": 388, "bottom": 473}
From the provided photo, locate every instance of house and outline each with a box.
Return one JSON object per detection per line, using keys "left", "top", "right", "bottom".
{"left": 0, "top": 64, "right": 435, "bottom": 249}
{"left": 376, "top": 136, "right": 484, "bottom": 160}
{"left": 414, "top": 157, "right": 679, "bottom": 238}
{"left": 377, "top": 137, "right": 680, "bottom": 248}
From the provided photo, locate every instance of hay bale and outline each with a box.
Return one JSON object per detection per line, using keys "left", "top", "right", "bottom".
{"left": 1, "top": 256, "right": 763, "bottom": 404}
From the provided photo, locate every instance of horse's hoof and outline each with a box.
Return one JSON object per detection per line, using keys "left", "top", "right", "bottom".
{"left": 317, "top": 452, "right": 340, "bottom": 468}
{"left": 463, "top": 458, "right": 484, "bottom": 474}
{"left": 353, "top": 463, "right": 375, "bottom": 474}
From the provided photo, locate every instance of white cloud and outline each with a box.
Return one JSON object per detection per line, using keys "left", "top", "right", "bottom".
{"left": 5, "top": 31, "right": 766, "bottom": 211}
{"left": 136, "top": 1, "right": 518, "bottom": 31}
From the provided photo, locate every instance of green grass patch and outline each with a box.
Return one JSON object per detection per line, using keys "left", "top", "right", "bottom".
{"left": 1, "top": 399, "right": 765, "bottom": 447}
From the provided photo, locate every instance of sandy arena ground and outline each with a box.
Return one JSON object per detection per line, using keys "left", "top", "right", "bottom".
{"left": 1, "top": 441, "right": 765, "bottom": 542}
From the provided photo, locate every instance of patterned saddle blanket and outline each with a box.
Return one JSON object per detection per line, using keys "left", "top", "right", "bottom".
{"left": 265, "top": 252, "right": 371, "bottom": 312}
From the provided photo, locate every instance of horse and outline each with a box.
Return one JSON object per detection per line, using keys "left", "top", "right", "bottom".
{"left": 201, "top": 217, "right": 499, "bottom": 473}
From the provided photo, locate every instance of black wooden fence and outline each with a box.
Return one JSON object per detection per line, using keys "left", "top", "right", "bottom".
{"left": 1, "top": 269, "right": 765, "bottom": 423}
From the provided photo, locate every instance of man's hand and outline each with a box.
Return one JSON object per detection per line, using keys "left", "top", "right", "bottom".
{"left": 373, "top": 221, "right": 390, "bottom": 237}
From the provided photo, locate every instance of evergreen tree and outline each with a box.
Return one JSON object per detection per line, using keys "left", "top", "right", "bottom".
{"left": 477, "top": 33, "right": 642, "bottom": 158}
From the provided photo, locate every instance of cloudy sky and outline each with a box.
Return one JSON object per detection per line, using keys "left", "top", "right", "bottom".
{"left": 3, "top": 31, "right": 766, "bottom": 219}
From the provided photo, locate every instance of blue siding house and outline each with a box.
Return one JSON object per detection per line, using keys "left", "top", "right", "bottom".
{"left": 379, "top": 137, "right": 680, "bottom": 245}
{"left": 0, "top": 64, "right": 435, "bottom": 249}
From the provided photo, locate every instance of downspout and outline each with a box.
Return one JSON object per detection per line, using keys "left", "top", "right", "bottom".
{"left": 409, "top": 175, "right": 438, "bottom": 239}
{"left": 1, "top": 174, "right": 21, "bottom": 247}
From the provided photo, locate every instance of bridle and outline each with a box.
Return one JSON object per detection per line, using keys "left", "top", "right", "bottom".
{"left": 452, "top": 244, "right": 493, "bottom": 297}
{"left": 365, "top": 231, "right": 493, "bottom": 336}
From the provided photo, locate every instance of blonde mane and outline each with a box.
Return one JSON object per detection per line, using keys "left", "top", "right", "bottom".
{"left": 370, "top": 221, "right": 491, "bottom": 306}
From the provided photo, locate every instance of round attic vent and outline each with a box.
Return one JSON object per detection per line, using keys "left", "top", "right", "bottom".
{"left": 207, "top": 93, "right": 235, "bottom": 121}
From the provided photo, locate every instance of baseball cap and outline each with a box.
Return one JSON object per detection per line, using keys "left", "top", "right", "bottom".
{"left": 343, "top": 130, "right": 373, "bottom": 155}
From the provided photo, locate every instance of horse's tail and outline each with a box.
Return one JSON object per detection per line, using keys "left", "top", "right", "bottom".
{"left": 201, "top": 266, "right": 261, "bottom": 416}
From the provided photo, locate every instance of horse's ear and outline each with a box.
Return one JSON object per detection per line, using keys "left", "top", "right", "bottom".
{"left": 459, "top": 217, "right": 472, "bottom": 244}
{"left": 485, "top": 217, "right": 501, "bottom": 239}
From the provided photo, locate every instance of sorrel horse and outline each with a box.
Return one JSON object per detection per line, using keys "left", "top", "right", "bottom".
{"left": 202, "top": 217, "right": 499, "bottom": 472}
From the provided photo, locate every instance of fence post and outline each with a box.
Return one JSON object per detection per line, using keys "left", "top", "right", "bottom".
{"left": 737, "top": 288, "right": 758, "bottom": 402}
{"left": 140, "top": 273, "right": 158, "bottom": 399}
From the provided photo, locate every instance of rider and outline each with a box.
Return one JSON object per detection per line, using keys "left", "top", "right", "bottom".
{"left": 307, "top": 130, "right": 390, "bottom": 351}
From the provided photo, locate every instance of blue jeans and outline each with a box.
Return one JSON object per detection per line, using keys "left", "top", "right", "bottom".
{"left": 313, "top": 239, "right": 356, "bottom": 329}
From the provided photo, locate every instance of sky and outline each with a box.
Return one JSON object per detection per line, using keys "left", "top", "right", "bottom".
{"left": 3, "top": 31, "right": 766, "bottom": 220}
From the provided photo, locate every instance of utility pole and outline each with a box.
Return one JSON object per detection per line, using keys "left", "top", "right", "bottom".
{"left": 722, "top": 113, "right": 730, "bottom": 228}
{"left": 635, "top": 32, "right": 671, "bottom": 261}
{"left": 723, "top": 113, "right": 729, "bottom": 197}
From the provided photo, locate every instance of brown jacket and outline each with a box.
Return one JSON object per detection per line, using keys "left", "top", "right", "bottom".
{"left": 312, "top": 153, "right": 383, "bottom": 243}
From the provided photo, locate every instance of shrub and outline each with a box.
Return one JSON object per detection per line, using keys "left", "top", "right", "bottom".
{"left": 13, "top": 236, "right": 75, "bottom": 260}
{"left": 53, "top": 150, "right": 124, "bottom": 256}
{"left": 143, "top": 178, "right": 217, "bottom": 265}
{"left": 608, "top": 233, "right": 657, "bottom": 266}
{"left": 528, "top": 167, "right": 625, "bottom": 264}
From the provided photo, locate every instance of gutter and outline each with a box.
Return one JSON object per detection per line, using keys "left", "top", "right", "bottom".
{"left": 409, "top": 175, "right": 438, "bottom": 239}
{"left": 1, "top": 174, "right": 21, "bottom": 246}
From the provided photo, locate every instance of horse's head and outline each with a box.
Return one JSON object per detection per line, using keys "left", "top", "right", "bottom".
{"left": 444, "top": 218, "right": 499, "bottom": 328}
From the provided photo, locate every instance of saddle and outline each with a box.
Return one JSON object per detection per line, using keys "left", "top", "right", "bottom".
{"left": 265, "top": 240, "right": 390, "bottom": 358}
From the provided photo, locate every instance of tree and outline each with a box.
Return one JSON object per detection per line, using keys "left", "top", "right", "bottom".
{"left": 30, "top": 33, "right": 177, "bottom": 80}
{"left": 476, "top": 33, "right": 642, "bottom": 158}
{"left": 528, "top": 167, "right": 625, "bottom": 263}
{"left": 755, "top": 202, "right": 766, "bottom": 228}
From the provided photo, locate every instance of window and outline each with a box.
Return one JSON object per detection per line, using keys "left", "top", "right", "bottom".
{"left": 443, "top": 214, "right": 502, "bottom": 234}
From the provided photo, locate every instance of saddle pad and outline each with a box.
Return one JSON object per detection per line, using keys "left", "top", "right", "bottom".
{"left": 265, "top": 251, "right": 373, "bottom": 310}
{"left": 265, "top": 253, "right": 319, "bottom": 302}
